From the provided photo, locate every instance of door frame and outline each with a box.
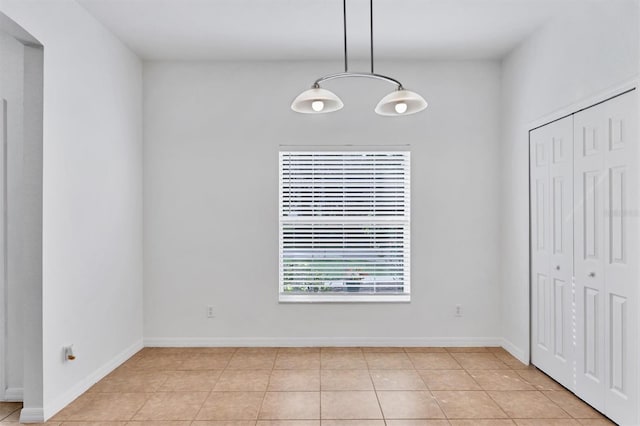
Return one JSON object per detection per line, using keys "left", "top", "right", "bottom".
{"left": 0, "top": 96, "right": 5, "bottom": 402}
{"left": 0, "top": 13, "right": 44, "bottom": 408}
{"left": 527, "top": 76, "right": 640, "bottom": 416}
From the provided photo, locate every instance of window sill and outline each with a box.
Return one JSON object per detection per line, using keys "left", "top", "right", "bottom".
{"left": 279, "top": 294, "right": 410, "bottom": 303}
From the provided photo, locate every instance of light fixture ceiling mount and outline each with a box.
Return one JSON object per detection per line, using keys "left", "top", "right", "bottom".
{"left": 291, "top": 0, "right": 427, "bottom": 116}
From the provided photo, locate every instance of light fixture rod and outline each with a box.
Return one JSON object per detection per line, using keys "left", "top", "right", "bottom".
{"left": 343, "top": 0, "right": 348, "bottom": 72}
{"left": 370, "top": 0, "right": 374, "bottom": 74}
{"left": 314, "top": 72, "right": 403, "bottom": 89}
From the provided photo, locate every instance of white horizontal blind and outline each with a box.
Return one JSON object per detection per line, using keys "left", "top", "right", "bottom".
{"left": 279, "top": 151, "right": 410, "bottom": 302}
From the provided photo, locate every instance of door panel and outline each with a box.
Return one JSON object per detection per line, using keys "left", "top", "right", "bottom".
{"left": 535, "top": 273, "right": 549, "bottom": 348}
{"left": 607, "top": 166, "right": 626, "bottom": 264}
{"left": 574, "top": 90, "right": 638, "bottom": 424}
{"left": 574, "top": 101, "right": 607, "bottom": 412}
{"left": 553, "top": 278, "right": 567, "bottom": 360}
{"left": 582, "top": 170, "right": 601, "bottom": 260}
{"left": 601, "top": 92, "right": 638, "bottom": 425}
{"left": 531, "top": 116, "right": 574, "bottom": 390}
{"left": 535, "top": 179, "right": 547, "bottom": 251}
{"left": 609, "top": 294, "right": 626, "bottom": 395}
{"left": 552, "top": 177, "right": 565, "bottom": 255}
{"left": 583, "top": 287, "right": 600, "bottom": 380}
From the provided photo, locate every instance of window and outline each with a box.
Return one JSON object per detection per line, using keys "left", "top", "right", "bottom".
{"left": 279, "top": 151, "right": 410, "bottom": 302}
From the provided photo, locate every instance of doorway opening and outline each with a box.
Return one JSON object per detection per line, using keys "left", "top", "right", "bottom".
{"left": 0, "top": 11, "right": 44, "bottom": 422}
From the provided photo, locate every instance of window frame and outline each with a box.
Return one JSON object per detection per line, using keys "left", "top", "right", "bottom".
{"left": 278, "top": 150, "right": 411, "bottom": 303}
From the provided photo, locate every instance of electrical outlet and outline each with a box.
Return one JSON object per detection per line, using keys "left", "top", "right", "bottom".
{"left": 63, "top": 345, "right": 76, "bottom": 361}
{"left": 455, "top": 305, "right": 462, "bottom": 317}
{"left": 207, "top": 306, "right": 215, "bottom": 318}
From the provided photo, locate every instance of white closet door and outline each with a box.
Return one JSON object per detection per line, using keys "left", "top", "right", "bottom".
{"left": 574, "top": 98, "right": 608, "bottom": 412}
{"left": 601, "top": 92, "right": 638, "bottom": 425}
{"left": 530, "top": 116, "right": 574, "bottom": 389}
{"left": 574, "top": 90, "right": 638, "bottom": 423}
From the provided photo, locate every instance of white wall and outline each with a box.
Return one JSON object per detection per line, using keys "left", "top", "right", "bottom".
{"left": 0, "top": 29, "right": 24, "bottom": 398}
{"left": 0, "top": 0, "right": 144, "bottom": 420}
{"left": 143, "top": 60, "right": 502, "bottom": 346}
{"left": 500, "top": 0, "right": 640, "bottom": 362}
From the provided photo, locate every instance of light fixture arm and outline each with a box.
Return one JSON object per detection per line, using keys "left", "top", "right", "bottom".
{"left": 313, "top": 72, "right": 403, "bottom": 90}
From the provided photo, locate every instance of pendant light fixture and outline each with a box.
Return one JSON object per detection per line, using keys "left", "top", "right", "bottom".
{"left": 291, "top": 0, "right": 427, "bottom": 116}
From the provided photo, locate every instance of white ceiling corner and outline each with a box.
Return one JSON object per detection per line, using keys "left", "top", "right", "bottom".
{"left": 76, "top": 0, "right": 576, "bottom": 61}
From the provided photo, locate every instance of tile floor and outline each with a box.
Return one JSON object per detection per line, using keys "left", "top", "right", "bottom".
{"left": 0, "top": 346, "right": 616, "bottom": 425}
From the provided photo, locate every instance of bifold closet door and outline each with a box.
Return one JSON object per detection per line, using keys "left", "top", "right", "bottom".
{"left": 574, "top": 90, "right": 638, "bottom": 425}
{"left": 530, "top": 116, "right": 574, "bottom": 390}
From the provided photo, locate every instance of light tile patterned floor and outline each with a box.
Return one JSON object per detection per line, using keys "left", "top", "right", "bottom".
{"left": 0, "top": 346, "right": 616, "bottom": 425}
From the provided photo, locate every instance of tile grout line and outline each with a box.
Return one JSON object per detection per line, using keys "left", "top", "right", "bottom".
{"left": 482, "top": 385, "right": 524, "bottom": 421}
{"left": 254, "top": 354, "right": 275, "bottom": 422}
{"left": 463, "top": 362, "right": 485, "bottom": 391}
{"left": 537, "top": 387, "right": 580, "bottom": 419}
{"left": 123, "top": 389, "right": 153, "bottom": 423}
{"left": 0, "top": 406, "right": 20, "bottom": 423}
{"left": 191, "top": 386, "right": 213, "bottom": 423}
{"left": 318, "top": 355, "right": 322, "bottom": 421}
{"left": 424, "top": 375, "right": 449, "bottom": 422}
{"left": 465, "top": 356, "right": 514, "bottom": 421}
{"left": 368, "top": 364, "right": 386, "bottom": 422}
{"left": 193, "top": 347, "right": 238, "bottom": 423}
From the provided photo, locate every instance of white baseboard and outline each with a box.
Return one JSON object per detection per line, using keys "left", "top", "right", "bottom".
{"left": 19, "top": 408, "right": 44, "bottom": 424}
{"left": 3, "top": 387, "right": 23, "bottom": 401}
{"left": 41, "top": 339, "right": 143, "bottom": 421}
{"left": 501, "top": 338, "right": 529, "bottom": 364}
{"left": 144, "top": 336, "right": 503, "bottom": 347}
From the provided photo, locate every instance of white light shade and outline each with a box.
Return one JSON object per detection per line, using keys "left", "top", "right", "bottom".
{"left": 375, "top": 89, "right": 428, "bottom": 116}
{"left": 291, "top": 87, "right": 344, "bottom": 114}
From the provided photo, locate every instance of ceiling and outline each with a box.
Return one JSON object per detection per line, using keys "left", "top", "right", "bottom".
{"left": 77, "top": 0, "right": 577, "bottom": 61}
